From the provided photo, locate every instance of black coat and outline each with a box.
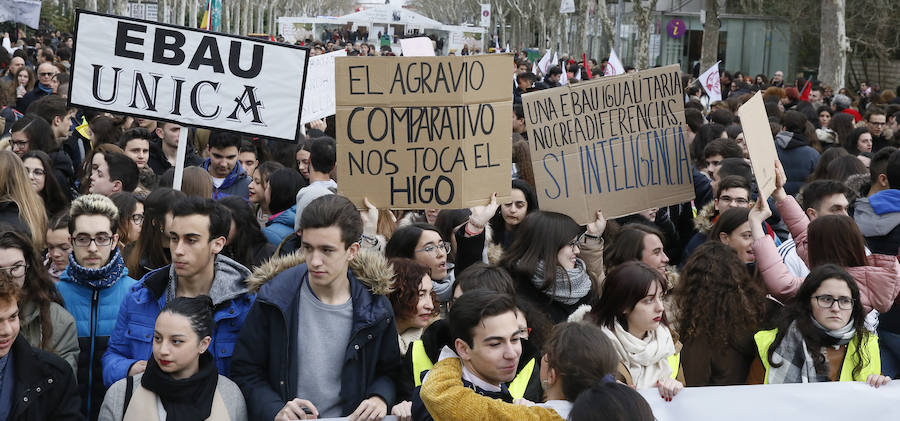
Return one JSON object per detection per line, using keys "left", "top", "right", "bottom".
{"left": 6, "top": 335, "right": 84, "bottom": 421}
{"left": 230, "top": 256, "right": 402, "bottom": 420}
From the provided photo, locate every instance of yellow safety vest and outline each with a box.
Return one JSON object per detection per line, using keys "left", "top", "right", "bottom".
{"left": 754, "top": 328, "right": 881, "bottom": 383}
{"left": 666, "top": 352, "right": 680, "bottom": 380}
{"left": 411, "top": 340, "right": 537, "bottom": 399}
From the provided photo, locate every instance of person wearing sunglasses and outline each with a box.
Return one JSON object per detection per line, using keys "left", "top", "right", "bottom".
{"left": 56, "top": 194, "right": 138, "bottom": 419}
{"left": 749, "top": 265, "right": 890, "bottom": 386}
{"left": 15, "top": 62, "right": 57, "bottom": 113}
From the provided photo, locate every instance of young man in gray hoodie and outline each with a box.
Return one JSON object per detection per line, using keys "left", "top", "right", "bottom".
{"left": 102, "top": 197, "right": 255, "bottom": 387}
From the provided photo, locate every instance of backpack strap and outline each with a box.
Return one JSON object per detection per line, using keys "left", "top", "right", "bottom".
{"left": 123, "top": 375, "right": 134, "bottom": 416}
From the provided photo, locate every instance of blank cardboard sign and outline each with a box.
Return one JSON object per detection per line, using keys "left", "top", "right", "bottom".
{"left": 335, "top": 54, "right": 513, "bottom": 209}
{"left": 522, "top": 64, "right": 694, "bottom": 225}
{"left": 737, "top": 92, "right": 778, "bottom": 201}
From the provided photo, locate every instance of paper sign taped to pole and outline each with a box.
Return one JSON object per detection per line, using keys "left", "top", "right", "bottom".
{"left": 69, "top": 9, "right": 310, "bottom": 142}
{"left": 737, "top": 92, "right": 778, "bottom": 201}
{"left": 334, "top": 54, "right": 513, "bottom": 209}
{"left": 522, "top": 65, "right": 693, "bottom": 225}
{"left": 399, "top": 37, "right": 436, "bottom": 57}
{"left": 301, "top": 49, "right": 346, "bottom": 124}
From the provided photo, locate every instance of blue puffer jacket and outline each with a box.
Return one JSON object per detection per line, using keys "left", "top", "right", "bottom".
{"left": 202, "top": 158, "right": 251, "bottom": 200}
{"left": 101, "top": 255, "right": 254, "bottom": 387}
{"left": 263, "top": 205, "right": 297, "bottom": 246}
{"left": 57, "top": 251, "right": 138, "bottom": 419}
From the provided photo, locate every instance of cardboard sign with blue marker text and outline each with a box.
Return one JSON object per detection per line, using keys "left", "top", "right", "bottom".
{"left": 334, "top": 54, "right": 513, "bottom": 209}
{"left": 522, "top": 64, "right": 693, "bottom": 225}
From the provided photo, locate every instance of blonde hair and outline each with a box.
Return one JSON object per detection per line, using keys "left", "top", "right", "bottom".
{"left": 69, "top": 194, "right": 119, "bottom": 234}
{"left": 0, "top": 151, "right": 48, "bottom": 250}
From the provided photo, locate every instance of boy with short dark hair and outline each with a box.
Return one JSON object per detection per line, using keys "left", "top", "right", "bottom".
{"left": 232, "top": 194, "right": 401, "bottom": 421}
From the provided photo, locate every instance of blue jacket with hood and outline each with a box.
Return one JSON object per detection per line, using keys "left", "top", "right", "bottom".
{"left": 101, "top": 255, "right": 254, "bottom": 387}
{"left": 203, "top": 158, "right": 251, "bottom": 200}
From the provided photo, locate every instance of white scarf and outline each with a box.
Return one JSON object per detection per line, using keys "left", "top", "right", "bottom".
{"left": 602, "top": 320, "right": 675, "bottom": 389}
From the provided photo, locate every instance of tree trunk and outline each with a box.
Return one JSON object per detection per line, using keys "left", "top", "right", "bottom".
{"left": 188, "top": 0, "right": 197, "bottom": 28}
{"left": 819, "top": 0, "right": 849, "bottom": 89}
{"left": 177, "top": 0, "right": 186, "bottom": 26}
{"left": 632, "top": 0, "right": 657, "bottom": 70}
{"left": 699, "top": 0, "right": 720, "bottom": 72}
{"left": 241, "top": 0, "right": 250, "bottom": 35}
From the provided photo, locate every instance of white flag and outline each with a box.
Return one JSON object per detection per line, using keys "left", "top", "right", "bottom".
{"left": 575, "top": 68, "right": 581, "bottom": 80}
{"left": 532, "top": 60, "right": 538, "bottom": 75}
{"left": 560, "top": 73, "right": 568, "bottom": 86}
{"left": 480, "top": 4, "right": 491, "bottom": 28}
{"left": 605, "top": 48, "right": 625, "bottom": 76}
{"left": 560, "top": 0, "right": 576, "bottom": 14}
{"left": 550, "top": 51, "right": 559, "bottom": 73}
{"left": 537, "top": 49, "right": 552, "bottom": 75}
{"left": 505, "top": 43, "right": 510, "bottom": 52}
{"left": 699, "top": 61, "right": 723, "bottom": 102}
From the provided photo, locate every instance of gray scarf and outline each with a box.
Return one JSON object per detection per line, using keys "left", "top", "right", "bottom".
{"left": 531, "top": 258, "right": 592, "bottom": 305}
{"left": 768, "top": 318, "right": 855, "bottom": 384}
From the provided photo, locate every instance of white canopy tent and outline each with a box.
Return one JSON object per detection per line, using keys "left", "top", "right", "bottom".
{"left": 278, "top": 5, "right": 485, "bottom": 55}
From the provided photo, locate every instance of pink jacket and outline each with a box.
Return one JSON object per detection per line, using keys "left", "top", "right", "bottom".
{"left": 751, "top": 196, "right": 900, "bottom": 313}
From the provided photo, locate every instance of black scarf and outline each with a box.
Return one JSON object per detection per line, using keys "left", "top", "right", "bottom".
{"left": 141, "top": 351, "right": 218, "bottom": 421}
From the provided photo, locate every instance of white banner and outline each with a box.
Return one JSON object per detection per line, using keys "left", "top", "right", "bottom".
{"left": 300, "top": 49, "right": 346, "bottom": 124}
{"left": 640, "top": 381, "right": 900, "bottom": 421}
{"left": 699, "top": 60, "right": 722, "bottom": 103}
{"left": 69, "top": 10, "right": 309, "bottom": 142}
{"left": 537, "top": 49, "right": 552, "bottom": 75}
{"left": 480, "top": 4, "right": 491, "bottom": 28}
{"left": 559, "top": 0, "right": 575, "bottom": 14}
{"left": 0, "top": 0, "right": 41, "bottom": 28}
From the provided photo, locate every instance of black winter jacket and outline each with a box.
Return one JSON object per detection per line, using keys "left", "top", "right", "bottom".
{"left": 5, "top": 335, "right": 83, "bottom": 421}
{"left": 230, "top": 251, "right": 402, "bottom": 420}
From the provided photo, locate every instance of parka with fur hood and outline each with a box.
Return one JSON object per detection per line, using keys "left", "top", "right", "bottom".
{"left": 230, "top": 250, "right": 403, "bottom": 421}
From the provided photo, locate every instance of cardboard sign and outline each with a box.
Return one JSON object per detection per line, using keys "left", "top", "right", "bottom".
{"left": 522, "top": 65, "right": 693, "bottom": 224}
{"left": 69, "top": 10, "right": 309, "bottom": 142}
{"left": 737, "top": 92, "right": 779, "bottom": 201}
{"left": 335, "top": 54, "right": 513, "bottom": 209}
{"left": 640, "top": 381, "right": 900, "bottom": 421}
{"left": 301, "top": 49, "right": 346, "bottom": 124}
{"left": 399, "top": 37, "right": 435, "bottom": 57}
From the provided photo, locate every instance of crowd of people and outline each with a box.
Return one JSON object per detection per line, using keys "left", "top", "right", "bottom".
{"left": 0, "top": 25, "right": 899, "bottom": 421}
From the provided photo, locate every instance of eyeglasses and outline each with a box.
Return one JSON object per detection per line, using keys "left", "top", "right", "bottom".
{"left": 131, "top": 214, "right": 144, "bottom": 225}
{"left": 415, "top": 241, "right": 451, "bottom": 256}
{"left": 867, "top": 121, "right": 885, "bottom": 126}
{"left": 38, "top": 72, "right": 57, "bottom": 77}
{"left": 567, "top": 237, "right": 582, "bottom": 252}
{"left": 11, "top": 140, "right": 29, "bottom": 149}
{"left": 0, "top": 263, "right": 26, "bottom": 278}
{"left": 813, "top": 295, "right": 854, "bottom": 310}
{"left": 73, "top": 234, "right": 113, "bottom": 247}
{"left": 718, "top": 196, "right": 750, "bottom": 206}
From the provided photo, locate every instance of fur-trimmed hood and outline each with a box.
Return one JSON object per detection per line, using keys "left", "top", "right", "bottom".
{"left": 246, "top": 249, "right": 394, "bottom": 296}
{"left": 692, "top": 201, "right": 718, "bottom": 234}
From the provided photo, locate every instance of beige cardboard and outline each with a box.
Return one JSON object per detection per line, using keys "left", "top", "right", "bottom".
{"left": 335, "top": 55, "right": 512, "bottom": 209}
{"left": 737, "top": 92, "right": 778, "bottom": 202}
{"left": 523, "top": 65, "right": 694, "bottom": 225}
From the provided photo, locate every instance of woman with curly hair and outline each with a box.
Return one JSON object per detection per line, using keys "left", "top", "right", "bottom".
{"left": 749, "top": 265, "right": 889, "bottom": 386}
{"left": 387, "top": 258, "right": 437, "bottom": 357}
{"left": 674, "top": 241, "right": 773, "bottom": 386}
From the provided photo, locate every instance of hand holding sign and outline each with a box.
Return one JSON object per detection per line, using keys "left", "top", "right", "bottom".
{"left": 586, "top": 210, "right": 607, "bottom": 236}
{"left": 467, "top": 192, "right": 499, "bottom": 234}
{"left": 772, "top": 160, "right": 788, "bottom": 202}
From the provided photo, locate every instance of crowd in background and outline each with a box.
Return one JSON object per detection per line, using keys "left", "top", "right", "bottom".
{"left": 0, "top": 25, "right": 899, "bottom": 421}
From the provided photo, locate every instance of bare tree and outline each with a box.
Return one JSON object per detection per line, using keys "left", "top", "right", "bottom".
{"left": 818, "top": 0, "right": 848, "bottom": 89}
{"left": 632, "top": 0, "right": 657, "bottom": 70}
{"left": 699, "top": 0, "right": 720, "bottom": 72}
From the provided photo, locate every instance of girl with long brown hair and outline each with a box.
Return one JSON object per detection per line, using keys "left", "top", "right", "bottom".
{"left": 0, "top": 150, "right": 48, "bottom": 250}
